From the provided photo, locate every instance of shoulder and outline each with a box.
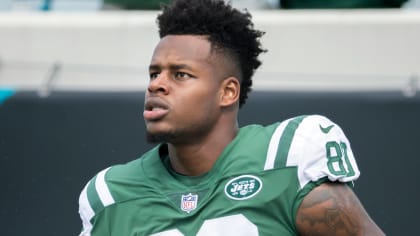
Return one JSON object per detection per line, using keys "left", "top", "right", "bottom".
{"left": 78, "top": 146, "right": 161, "bottom": 232}
{"left": 271, "top": 114, "right": 344, "bottom": 143}
{"left": 292, "top": 114, "right": 349, "bottom": 145}
{"left": 264, "top": 115, "right": 360, "bottom": 187}
{"left": 78, "top": 160, "right": 143, "bottom": 217}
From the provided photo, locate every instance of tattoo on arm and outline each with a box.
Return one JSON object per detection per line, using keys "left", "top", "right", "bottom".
{"left": 296, "top": 183, "right": 381, "bottom": 236}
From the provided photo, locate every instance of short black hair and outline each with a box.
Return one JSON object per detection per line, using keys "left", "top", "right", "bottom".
{"left": 157, "top": 0, "right": 266, "bottom": 108}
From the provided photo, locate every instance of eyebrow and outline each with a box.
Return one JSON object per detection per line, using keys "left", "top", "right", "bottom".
{"left": 149, "top": 63, "right": 194, "bottom": 71}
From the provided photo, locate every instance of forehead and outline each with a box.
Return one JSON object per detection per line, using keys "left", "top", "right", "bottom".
{"left": 151, "top": 35, "right": 214, "bottom": 65}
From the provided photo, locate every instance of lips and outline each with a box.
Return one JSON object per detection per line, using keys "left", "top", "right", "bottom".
{"left": 143, "top": 97, "right": 170, "bottom": 121}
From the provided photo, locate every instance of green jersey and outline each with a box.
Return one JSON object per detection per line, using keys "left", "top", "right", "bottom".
{"left": 79, "top": 115, "right": 360, "bottom": 236}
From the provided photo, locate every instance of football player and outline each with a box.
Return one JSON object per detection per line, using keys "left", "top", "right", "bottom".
{"left": 78, "top": 0, "right": 385, "bottom": 235}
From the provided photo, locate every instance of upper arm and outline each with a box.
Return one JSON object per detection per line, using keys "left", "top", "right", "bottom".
{"left": 296, "top": 182, "right": 385, "bottom": 236}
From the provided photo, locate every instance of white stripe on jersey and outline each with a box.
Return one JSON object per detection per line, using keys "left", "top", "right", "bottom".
{"left": 78, "top": 183, "right": 94, "bottom": 236}
{"left": 95, "top": 167, "right": 115, "bottom": 207}
{"left": 264, "top": 118, "right": 292, "bottom": 170}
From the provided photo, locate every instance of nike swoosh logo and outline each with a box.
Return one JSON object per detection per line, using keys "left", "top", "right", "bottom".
{"left": 319, "top": 124, "right": 335, "bottom": 134}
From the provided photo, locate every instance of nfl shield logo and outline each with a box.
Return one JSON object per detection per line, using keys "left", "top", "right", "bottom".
{"left": 181, "top": 193, "right": 198, "bottom": 213}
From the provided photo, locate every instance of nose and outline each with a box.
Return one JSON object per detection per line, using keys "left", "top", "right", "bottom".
{"left": 147, "top": 73, "right": 169, "bottom": 95}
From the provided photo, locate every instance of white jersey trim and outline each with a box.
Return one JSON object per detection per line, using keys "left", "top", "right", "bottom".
{"left": 78, "top": 167, "right": 115, "bottom": 236}
{"left": 264, "top": 118, "right": 291, "bottom": 170}
{"left": 95, "top": 167, "right": 115, "bottom": 207}
{"left": 78, "top": 183, "right": 94, "bottom": 236}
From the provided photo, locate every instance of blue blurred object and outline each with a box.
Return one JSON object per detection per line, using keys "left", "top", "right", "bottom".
{"left": 40, "top": 0, "right": 51, "bottom": 11}
{"left": 0, "top": 88, "right": 15, "bottom": 106}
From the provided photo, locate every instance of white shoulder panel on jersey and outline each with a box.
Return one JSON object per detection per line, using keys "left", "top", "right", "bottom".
{"left": 266, "top": 115, "right": 360, "bottom": 189}
{"left": 78, "top": 182, "right": 94, "bottom": 236}
{"left": 78, "top": 167, "right": 115, "bottom": 236}
{"left": 286, "top": 115, "right": 360, "bottom": 188}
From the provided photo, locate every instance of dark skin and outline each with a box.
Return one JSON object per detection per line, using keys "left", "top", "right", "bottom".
{"left": 296, "top": 182, "right": 384, "bottom": 235}
{"left": 144, "top": 35, "right": 385, "bottom": 235}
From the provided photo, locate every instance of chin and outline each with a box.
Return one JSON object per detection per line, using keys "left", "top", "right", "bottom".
{"left": 146, "top": 132, "right": 165, "bottom": 143}
{"left": 146, "top": 130, "right": 178, "bottom": 144}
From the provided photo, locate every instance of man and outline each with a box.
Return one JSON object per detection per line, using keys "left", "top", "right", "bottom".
{"left": 78, "top": 0, "right": 385, "bottom": 235}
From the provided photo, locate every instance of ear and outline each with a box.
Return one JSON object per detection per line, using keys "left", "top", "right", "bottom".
{"left": 219, "top": 77, "right": 240, "bottom": 107}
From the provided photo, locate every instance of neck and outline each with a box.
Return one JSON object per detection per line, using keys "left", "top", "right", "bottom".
{"left": 167, "top": 120, "right": 238, "bottom": 176}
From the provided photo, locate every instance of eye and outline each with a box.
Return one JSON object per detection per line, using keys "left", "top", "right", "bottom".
{"left": 149, "top": 72, "right": 160, "bottom": 80}
{"left": 174, "top": 72, "right": 193, "bottom": 80}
